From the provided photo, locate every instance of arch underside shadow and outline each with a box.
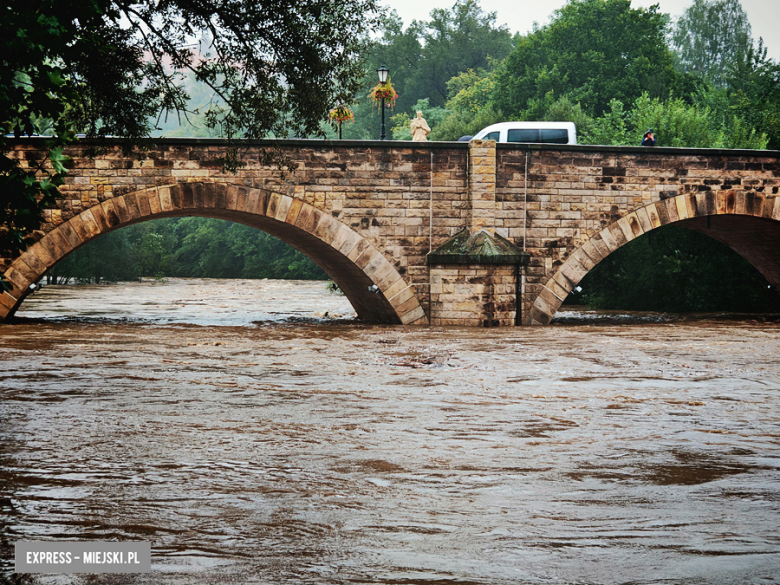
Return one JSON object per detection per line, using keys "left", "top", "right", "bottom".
{"left": 531, "top": 193, "right": 780, "bottom": 325}
{"left": 0, "top": 182, "right": 427, "bottom": 325}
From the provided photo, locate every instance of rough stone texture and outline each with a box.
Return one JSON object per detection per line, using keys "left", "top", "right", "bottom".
{"left": 498, "top": 148, "right": 780, "bottom": 325}
{"left": 3, "top": 139, "right": 780, "bottom": 325}
{"left": 468, "top": 139, "right": 496, "bottom": 234}
{"left": 429, "top": 264, "right": 517, "bottom": 327}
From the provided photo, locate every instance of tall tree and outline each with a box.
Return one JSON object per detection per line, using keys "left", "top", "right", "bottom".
{"left": 671, "top": 0, "right": 753, "bottom": 88}
{"left": 723, "top": 41, "right": 780, "bottom": 150}
{"left": 418, "top": 0, "right": 514, "bottom": 104}
{"left": 1, "top": 0, "right": 379, "bottom": 262}
{"left": 369, "top": 0, "right": 513, "bottom": 112}
{"left": 494, "top": 0, "right": 678, "bottom": 118}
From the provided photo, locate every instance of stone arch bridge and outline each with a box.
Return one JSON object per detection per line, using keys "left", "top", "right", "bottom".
{"left": 2, "top": 138, "right": 779, "bottom": 326}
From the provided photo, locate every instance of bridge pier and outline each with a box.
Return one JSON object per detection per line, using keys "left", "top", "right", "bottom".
{"left": 426, "top": 141, "right": 529, "bottom": 326}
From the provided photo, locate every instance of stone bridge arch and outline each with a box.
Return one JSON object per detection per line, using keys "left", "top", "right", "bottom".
{"left": 0, "top": 182, "right": 427, "bottom": 325}
{"left": 530, "top": 191, "right": 780, "bottom": 325}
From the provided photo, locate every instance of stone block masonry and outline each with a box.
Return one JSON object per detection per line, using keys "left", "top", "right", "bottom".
{"left": 428, "top": 264, "right": 517, "bottom": 327}
{"left": 2, "top": 138, "right": 780, "bottom": 325}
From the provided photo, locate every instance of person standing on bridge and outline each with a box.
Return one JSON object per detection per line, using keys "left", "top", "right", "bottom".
{"left": 641, "top": 128, "right": 656, "bottom": 146}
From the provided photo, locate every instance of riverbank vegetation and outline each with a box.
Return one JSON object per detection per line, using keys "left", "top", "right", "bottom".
{"left": 566, "top": 227, "right": 780, "bottom": 313}
{"left": 48, "top": 219, "right": 326, "bottom": 285}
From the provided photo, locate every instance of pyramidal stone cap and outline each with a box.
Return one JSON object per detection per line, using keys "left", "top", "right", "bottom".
{"left": 426, "top": 229, "right": 530, "bottom": 265}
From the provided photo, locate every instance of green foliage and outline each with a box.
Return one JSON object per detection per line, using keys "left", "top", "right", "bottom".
{"left": 538, "top": 91, "right": 769, "bottom": 149}
{"left": 494, "top": 0, "right": 678, "bottom": 118}
{"left": 446, "top": 68, "right": 497, "bottom": 115}
{"left": 630, "top": 93, "right": 716, "bottom": 147}
{"left": 579, "top": 99, "right": 628, "bottom": 145}
{"left": 342, "top": 0, "right": 514, "bottom": 140}
{"left": 1, "top": 0, "right": 88, "bottom": 262}
{"left": 428, "top": 67, "right": 505, "bottom": 140}
{"left": 373, "top": 0, "right": 513, "bottom": 110}
{"left": 430, "top": 106, "right": 504, "bottom": 141}
{"left": 2, "top": 0, "right": 380, "bottom": 269}
{"left": 574, "top": 226, "right": 780, "bottom": 313}
{"left": 671, "top": 0, "right": 753, "bottom": 88}
{"left": 51, "top": 228, "right": 141, "bottom": 284}
{"left": 50, "top": 218, "right": 327, "bottom": 283}
{"left": 722, "top": 41, "right": 780, "bottom": 150}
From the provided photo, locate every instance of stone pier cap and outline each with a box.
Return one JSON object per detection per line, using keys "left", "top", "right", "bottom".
{"left": 427, "top": 229, "right": 529, "bottom": 266}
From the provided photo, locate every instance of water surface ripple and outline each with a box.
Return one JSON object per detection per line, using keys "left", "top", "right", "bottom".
{"left": 1, "top": 279, "right": 779, "bottom": 584}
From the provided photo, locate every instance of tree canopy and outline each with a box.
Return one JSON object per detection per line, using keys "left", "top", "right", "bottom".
{"left": 571, "top": 226, "right": 780, "bottom": 314}
{"left": 49, "top": 218, "right": 327, "bottom": 284}
{"left": 671, "top": 0, "right": 754, "bottom": 88}
{"left": 336, "top": 0, "right": 514, "bottom": 139}
{"left": 494, "top": 0, "right": 678, "bottom": 118}
{"left": 1, "top": 0, "right": 379, "bottom": 259}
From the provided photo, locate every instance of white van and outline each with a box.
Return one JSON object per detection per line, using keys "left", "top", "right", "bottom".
{"left": 469, "top": 121, "right": 577, "bottom": 145}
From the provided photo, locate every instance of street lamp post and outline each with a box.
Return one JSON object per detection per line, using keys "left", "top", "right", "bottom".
{"left": 377, "top": 64, "right": 389, "bottom": 140}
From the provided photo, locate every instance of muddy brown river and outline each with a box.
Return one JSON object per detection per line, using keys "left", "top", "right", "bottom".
{"left": 1, "top": 279, "right": 779, "bottom": 584}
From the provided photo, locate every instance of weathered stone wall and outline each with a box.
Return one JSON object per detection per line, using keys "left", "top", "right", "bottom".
{"left": 429, "top": 264, "right": 516, "bottom": 326}
{"left": 494, "top": 147, "right": 780, "bottom": 323}
{"left": 4, "top": 139, "right": 780, "bottom": 325}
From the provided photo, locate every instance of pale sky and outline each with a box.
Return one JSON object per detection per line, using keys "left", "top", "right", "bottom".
{"left": 381, "top": 0, "right": 780, "bottom": 61}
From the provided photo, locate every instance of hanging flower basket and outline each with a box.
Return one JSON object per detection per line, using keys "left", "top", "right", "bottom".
{"left": 329, "top": 105, "right": 354, "bottom": 124}
{"left": 329, "top": 104, "right": 354, "bottom": 139}
{"left": 368, "top": 81, "right": 398, "bottom": 109}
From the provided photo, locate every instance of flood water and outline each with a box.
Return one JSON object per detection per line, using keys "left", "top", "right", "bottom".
{"left": 1, "top": 279, "right": 779, "bottom": 584}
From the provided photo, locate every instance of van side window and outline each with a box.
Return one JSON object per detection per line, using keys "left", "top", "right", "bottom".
{"left": 507, "top": 129, "right": 539, "bottom": 143}
{"left": 484, "top": 131, "right": 499, "bottom": 141}
{"left": 540, "top": 129, "right": 570, "bottom": 144}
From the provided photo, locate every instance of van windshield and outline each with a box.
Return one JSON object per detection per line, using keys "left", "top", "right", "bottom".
{"left": 507, "top": 128, "right": 570, "bottom": 144}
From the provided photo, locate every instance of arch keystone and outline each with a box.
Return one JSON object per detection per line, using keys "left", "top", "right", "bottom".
{"left": 266, "top": 192, "right": 283, "bottom": 217}
{"left": 635, "top": 207, "right": 653, "bottom": 232}
{"left": 123, "top": 193, "right": 142, "bottom": 219}
{"left": 285, "top": 198, "right": 304, "bottom": 225}
{"left": 646, "top": 204, "right": 662, "bottom": 229}
{"left": 274, "top": 195, "right": 294, "bottom": 222}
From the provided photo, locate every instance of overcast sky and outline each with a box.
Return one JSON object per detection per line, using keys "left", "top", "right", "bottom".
{"left": 380, "top": 0, "right": 780, "bottom": 61}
